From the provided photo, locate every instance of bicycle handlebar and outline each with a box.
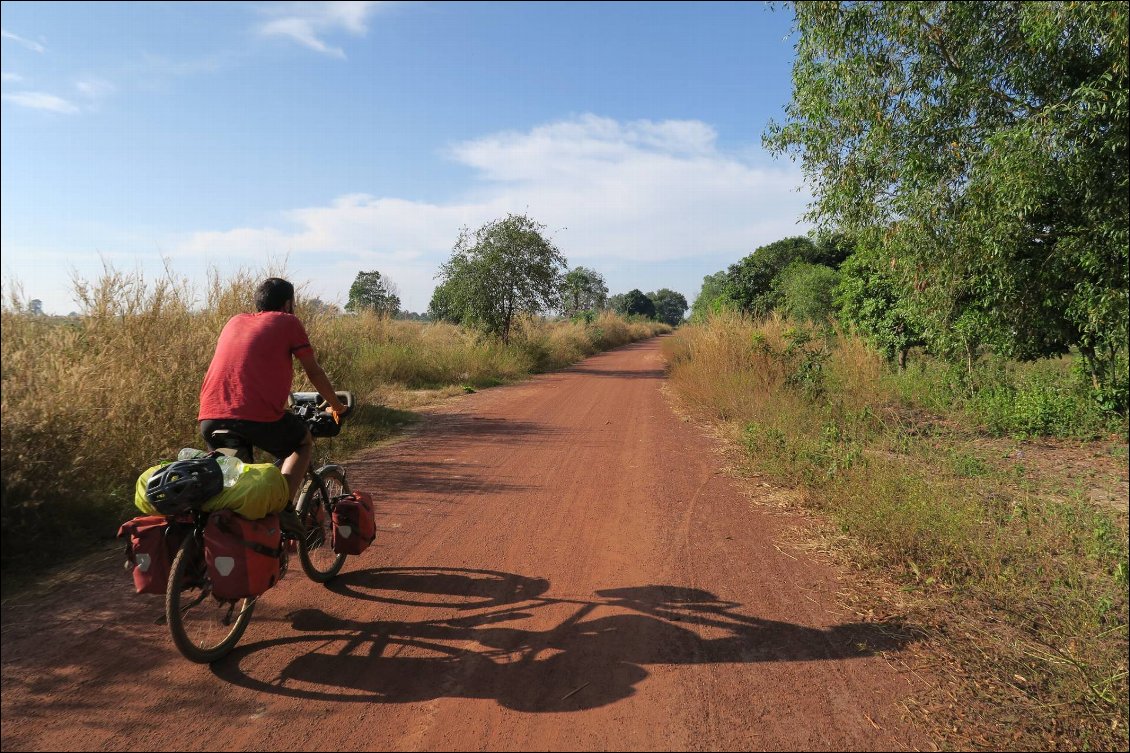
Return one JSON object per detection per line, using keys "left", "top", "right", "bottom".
{"left": 291, "top": 391, "right": 353, "bottom": 410}
{"left": 290, "top": 391, "right": 354, "bottom": 437}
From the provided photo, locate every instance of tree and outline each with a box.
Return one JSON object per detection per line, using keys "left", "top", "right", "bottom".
{"left": 302, "top": 297, "right": 341, "bottom": 317}
{"left": 560, "top": 266, "right": 609, "bottom": 317}
{"left": 427, "top": 280, "right": 460, "bottom": 324}
{"left": 689, "top": 271, "right": 731, "bottom": 322}
{"left": 648, "top": 288, "right": 689, "bottom": 326}
{"left": 765, "top": 1, "right": 1128, "bottom": 399}
{"left": 836, "top": 247, "right": 925, "bottom": 370}
{"left": 613, "top": 289, "right": 656, "bottom": 319}
{"left": 722, "top": 236, "right": 819, "bottom": 316}
{"left": 27, "top": 299, "right": 43, "bottom": 316}
{"left": 345, "top": 270, "right": 400, "bottom": 316}
{"left": 432, "top": 213, "right": 566, "bottom": 343}
{"left": 773, "top": 263, "right": 839, "bottom": 326}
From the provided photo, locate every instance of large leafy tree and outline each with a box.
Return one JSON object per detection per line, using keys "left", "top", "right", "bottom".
{"left": 427, "top": 280, "right": 459, "bottom": 323}
{"left": 690, "top": 271, "right": 731, "bottom": 322}
{"left": 722, "top": 236, "right": 820, "bottom": 316}
{"left": 431, "top": 213, "right": 566, "bottom": 343}
{"left": 773, "top": 263, "right": 839, "bottom": 326}
{"left": 345, "top": 270, "right": 400, "bottom": 316}
{"left": 765, "top": 1, "right": 1128, "bottom": 396}
{"left": 560, "top": 266, "right": 609, "bottom": 317}
{"left": 613, "top": 289, "right": 657, "bottom": 319}
{"left": 836, "top": 247, "right": 926, "bottom": 369}
{"left": 648, "top": 288, "right": 689, "bottom": 326}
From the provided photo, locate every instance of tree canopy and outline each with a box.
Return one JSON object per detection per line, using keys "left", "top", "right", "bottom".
{"left": 835, "top": 245, "right": 926, "bottom": 369}
{"left": 561, "top": 266, "right": 609, "bottom": 317}
{"left": 690, "top": 271, "right": 731, "bottom": 322}
{"left": 773, "top": 263, "right": 839, "bottom": 326}
{"left": 765, "top": 0, "right": 1128, "bottom": 396}
{"left": 722, "top": 236, "right": 820, "bottom": 316}
{"left": 430, "top": 213, "right": 566, "bottom": 343}
{"left": 648, "top": 288, "right": 689, "bottom": 326}
{"left": 345, "top": 270, "right": 400, "bottom": 316}
{"left": 613, "top": 289, "right": 657, "bottom": 320}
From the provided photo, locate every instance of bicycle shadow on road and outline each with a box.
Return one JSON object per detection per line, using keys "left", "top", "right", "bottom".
{"left": 211, "top": 567, "right": 924, "bottom": 712}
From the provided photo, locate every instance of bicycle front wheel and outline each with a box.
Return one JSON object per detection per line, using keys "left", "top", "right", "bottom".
{"left": 296, "top": 467, "right": 349, "bottom": 582}
{"left": 165, "top": 536, "right": 255, "bottom": 663}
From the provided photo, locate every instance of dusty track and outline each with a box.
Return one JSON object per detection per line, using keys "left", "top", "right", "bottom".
{"left": 1, "top": 337, "right": 930, "bottom": 751}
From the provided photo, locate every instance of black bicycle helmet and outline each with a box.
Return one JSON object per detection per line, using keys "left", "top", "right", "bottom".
{"left": 145, "top": 456, "right": 224, "bottom": 514}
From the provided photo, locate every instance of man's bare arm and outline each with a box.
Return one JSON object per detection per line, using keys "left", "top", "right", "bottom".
{"left": 296, "top": 350, "right": 347, "bottom": 415}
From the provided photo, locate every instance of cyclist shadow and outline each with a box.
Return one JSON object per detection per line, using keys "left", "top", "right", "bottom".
{"left": 212, "top": 567, "right": 923, "bottom": 712}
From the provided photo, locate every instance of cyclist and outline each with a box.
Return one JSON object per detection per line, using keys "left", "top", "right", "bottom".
{"left": 197, "top": 277, "right": 348, "bottom": 534}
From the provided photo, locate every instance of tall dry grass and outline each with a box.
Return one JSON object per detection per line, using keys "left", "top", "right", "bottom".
{"left": 1, "top": 268, "right": 668, "bottom": 573}
{"left": 2, "top": 270, "right": 255, "bottom": 566}
{"left": 663, "top": 310, "right": 1128, "bottom": 750}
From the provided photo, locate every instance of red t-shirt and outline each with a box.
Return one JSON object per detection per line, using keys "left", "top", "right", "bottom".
{"left": 198, "top": 312, "right": 314, "bottom": 422}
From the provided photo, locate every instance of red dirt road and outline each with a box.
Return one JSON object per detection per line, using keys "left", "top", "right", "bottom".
{"left": 1, "top": 337, "right": 931, "bottom": 751}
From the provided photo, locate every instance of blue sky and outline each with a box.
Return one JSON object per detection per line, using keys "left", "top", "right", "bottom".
{"left": 1, "top": 1, "right": 810, "bottom": 315}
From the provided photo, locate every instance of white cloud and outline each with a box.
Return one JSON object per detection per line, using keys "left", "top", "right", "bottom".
{"left": 2, "top": 72, "right": 24, "bottom": 82}
{"left": 256, "top": 2, "right": 386, "bottom": 58}
{"left": 1, "top": 91, "right": 79, "bottom": 113}
{"left": 172, "top": 115, "right": 811, "bottom": 312}
{"left": 1, "top": 29, "right": 47, "bottom": 53}
{"left": 75, "top": 77, "right": 115, "bottom": 99}
{"left": 0, "top": 79, "right": 113, "bottom": 115}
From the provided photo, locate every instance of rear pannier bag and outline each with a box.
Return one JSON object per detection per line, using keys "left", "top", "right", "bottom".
{"left": 203, "top": 510, "right": 282, "bottom": 600}
{"left": 118, "top": 515, "right": 183, "bottom": 595}
{"left": 332, "top": 491, "right": 376, "bottom": 555}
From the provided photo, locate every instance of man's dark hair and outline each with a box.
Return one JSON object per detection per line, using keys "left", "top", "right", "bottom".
{"left": 255, "top": 278, "right": 295, "bottom": 312}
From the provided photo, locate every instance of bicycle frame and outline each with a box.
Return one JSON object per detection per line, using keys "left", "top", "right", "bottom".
{"left": 162, "top": 394, "right": 353, "bottom": 662}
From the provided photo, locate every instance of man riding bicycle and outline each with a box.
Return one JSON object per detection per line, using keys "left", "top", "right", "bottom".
{"left": 197, "top": 277, "right": 348, "bottom": 534}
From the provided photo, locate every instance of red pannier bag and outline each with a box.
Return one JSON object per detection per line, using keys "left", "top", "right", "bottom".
{"left": 203, "top": 510, "right": 282, "bottom": 600}
{"left": 118, "top": 515, "right": 183, "bottom": 595}
{"left": 332, "top": 491, "right": 376, "bottom": 555}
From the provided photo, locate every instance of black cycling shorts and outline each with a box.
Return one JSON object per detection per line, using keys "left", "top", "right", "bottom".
{"left": 200, "top": 413, "right": 309, "bottom": 461}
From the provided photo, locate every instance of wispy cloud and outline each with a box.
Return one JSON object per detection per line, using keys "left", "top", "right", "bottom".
{"left": 75, "top": 77, "right": 115, "bottom": 100}
{"left": 1, "top": 29, "right": 46, "bottom": 54}
{"left": 1, "top": 91, "right": 79, "bottom": 113}
{"left": 256, "top": 1, "right": 386, "bottom": 58}
{"left": 139, "top": 51, "right": 230, "bottom": 78}
{"left": 2, "top": 72, "right": 24, "bottom": 83}
{"left": 173, "top": 115, "right": 811, "bottom": 310}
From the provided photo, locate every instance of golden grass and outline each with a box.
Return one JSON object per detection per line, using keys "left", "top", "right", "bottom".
{"left": 0, "top": 267, "right": 669, "bottom": 572}
{"left": 662, "top": 310, "right": 1129, "bottom": 751}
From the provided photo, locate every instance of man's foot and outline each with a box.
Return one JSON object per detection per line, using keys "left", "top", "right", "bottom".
{"left": 278, "top": 507, "right": 306, "bottom": 537}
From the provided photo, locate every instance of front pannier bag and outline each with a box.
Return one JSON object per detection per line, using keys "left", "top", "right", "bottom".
{"left": 332, "top": 491, "right": 376, "bottom": 555}
{"left": 203, "top": 511, "right": 282, "bottom": 600}
{"left": 118, "top": 515, "right": 184, "bottom": 595}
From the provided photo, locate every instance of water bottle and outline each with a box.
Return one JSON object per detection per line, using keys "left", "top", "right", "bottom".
{"left": 215, "top": 455, "right": 244, "bottom": 488}
{"left": 177, "top": 447, "right": 207, "bottom": 460}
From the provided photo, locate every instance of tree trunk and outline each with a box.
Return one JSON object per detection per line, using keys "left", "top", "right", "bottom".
{"left": 502, "top": 298, "right": 514, "bottom": 344}
{"left": 898, "top": 347, "right": 908, "bottom": 371}
{"left": 1079, "top": 344, "right": 1100, "bottom": 391}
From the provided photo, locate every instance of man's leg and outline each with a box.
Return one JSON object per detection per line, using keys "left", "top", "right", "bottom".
{"left": 280, "top": 429, "right": 314, "bottom": 502}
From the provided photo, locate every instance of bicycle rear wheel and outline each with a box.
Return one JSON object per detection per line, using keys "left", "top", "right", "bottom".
{"left": 165, "top": 535, "right": 255, "bottom": 663}
{"left": 296, "top": 467, "right": 349, "bottom": 582}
